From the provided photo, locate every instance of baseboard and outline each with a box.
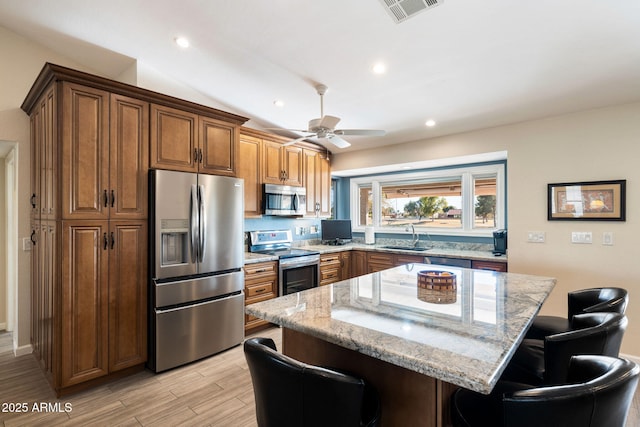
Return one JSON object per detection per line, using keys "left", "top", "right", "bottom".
{"left": 14, "top": 343, "right": 33, "bottom": 357}
{"left": 0, "top": 322, "right": 6, "bottom": 331}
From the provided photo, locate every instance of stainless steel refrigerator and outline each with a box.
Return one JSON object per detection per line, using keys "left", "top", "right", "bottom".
{"left": 148, "top": 169, "right": 245, "bottom": 372}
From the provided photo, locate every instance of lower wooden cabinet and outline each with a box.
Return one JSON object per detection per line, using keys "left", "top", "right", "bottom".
{"left": 351, "top": 251, "right": 367, "bottom": 278}
{"left": 320, "top": 253, "right": 341, "bottom": 286}
{"left": 60, "top": 220, "right": 147, "bottom": 389}
{"left": 244, "top": 261, "right": 278, "bottom": 334}
{"left": 471, "top": 260, "right": 508, "bottom": 272}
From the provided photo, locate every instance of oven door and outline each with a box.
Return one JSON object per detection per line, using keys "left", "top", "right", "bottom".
{"left": 279, "top": 255, "right": 320, "bottom": 296}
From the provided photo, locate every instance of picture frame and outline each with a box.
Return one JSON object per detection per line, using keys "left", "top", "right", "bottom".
{"left": 547, "top": 180, "right": 626, "bottom": 221}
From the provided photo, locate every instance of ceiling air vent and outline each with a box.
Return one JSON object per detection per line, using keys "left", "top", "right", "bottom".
{"left": 378, "top": 0, "right": 444, "bottom": 24}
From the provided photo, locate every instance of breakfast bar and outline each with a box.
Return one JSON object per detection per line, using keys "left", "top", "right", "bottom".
{"left": 245, "top": 264, "right": 556, "bottom": 426}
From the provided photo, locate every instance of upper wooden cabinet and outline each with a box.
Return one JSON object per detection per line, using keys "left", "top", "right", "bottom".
{"left": 150, "top": 104, "right": 240, "bottom": 176}
{"left": 262, "top": 140, "right": 303, "bottom": 186}
{"left": 303, "top": 148, "right": 331, "bottom": 217}
{"left": 61, "top": 84, "right": 148, "bottom": 220}
{"left": 238, "top": 133, "right": 263, "bottom": 217}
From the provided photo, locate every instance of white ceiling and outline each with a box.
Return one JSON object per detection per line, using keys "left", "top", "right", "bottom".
{"left": 2, "top": 0, "right": 639, "bottom": 153}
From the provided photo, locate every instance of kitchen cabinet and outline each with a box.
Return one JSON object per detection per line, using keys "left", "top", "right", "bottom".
{"left": 238, "top": 132, "right": 263, "bottom": 217}
{"left": 60, "top": 220, "right": 147, "bottom": 385}
{"left": 262, "top": 139, "right": 303, "bottom": 186}
{"left": 471, "top": 260, "right": 508, "bottom": 272}
{"left": 340, "top": 251, "right": 352, "bottom": 281}
{"left": 244, "top": 261, "right": 278, "bottom": 334}
{"left": 61, "top": 86, "right": 149, "bottom": 220}
{"left": 150, "top": 104, "right": 240, "bottom": 176}
{"left": 303, "top": 148, "right": 331, "bottom": 217}
{"left": 30, "top": 85, "right": 56, "bottom": 220}
{"left": 320, "top": 253, "right": 341, "bottom": 286}
{"left": 351, "top": 250, "right": 367, "bottom": 278}
{"left": 367, "top": 252, "right": 424, "bottom": 274}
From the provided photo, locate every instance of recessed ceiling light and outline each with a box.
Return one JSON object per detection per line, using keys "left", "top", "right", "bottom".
{"left": 372, "top": 62, "right": 386, "bottom": 74}
{"left": 273, "top": 99, "right": 285, "bottom": 107}
{"left": 425, "top": 119, "right": 436, "bottom": 127}
{"left": 175, "top": 37, "right": 190, "bottom": 48}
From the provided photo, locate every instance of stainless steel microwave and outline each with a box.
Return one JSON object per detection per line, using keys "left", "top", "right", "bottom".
{"left": 263, "top": 184, "right": 306, "bottom": 216}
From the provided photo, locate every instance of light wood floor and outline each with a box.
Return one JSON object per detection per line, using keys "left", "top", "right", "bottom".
{"left": 1, "top": 327, "right": 639, "bottom": 426}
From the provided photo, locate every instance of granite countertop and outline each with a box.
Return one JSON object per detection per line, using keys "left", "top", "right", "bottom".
{"left": 245, "top": 264, "right": 555, "bottom": 394}
{"left": 244, "top": 243, "right": 507, "bottom": 265}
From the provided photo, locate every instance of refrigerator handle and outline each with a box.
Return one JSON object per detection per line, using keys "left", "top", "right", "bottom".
{"left": 190, "top": 184, "right": 199, "bottom": 263}
{"left": 198, "top": 184, "right": 206, "bottom": 263}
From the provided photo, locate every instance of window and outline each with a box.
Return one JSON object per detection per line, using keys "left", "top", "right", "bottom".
{"left": 350, "top": 163, "right": 505, "bottom": 236}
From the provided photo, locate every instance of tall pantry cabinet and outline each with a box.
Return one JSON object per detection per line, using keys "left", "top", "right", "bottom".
{"left": 22, "top": 63, "right": 249, "bottom": 396}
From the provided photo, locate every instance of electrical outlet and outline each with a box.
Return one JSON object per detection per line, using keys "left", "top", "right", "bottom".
{"left": 22, "top": 237, "right": 32, "bottom": 251}
{"left": 527, "top": 231, "right": 545, "bottom": 243}
{"left": 603, "top": 232, "right": 614, "bottom": 246}
{"left": 571, "top": 231, "right": 593, "bottom": 244}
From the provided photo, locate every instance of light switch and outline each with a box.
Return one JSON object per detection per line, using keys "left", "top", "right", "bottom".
{"left": 571, "top": 232, "right": 593, "bottom": 244}
{"left": 527, "top": 231, "right": 545, "bottom": 243}
{"left": 603, "top": 232, "right": 614, "bottom": 246}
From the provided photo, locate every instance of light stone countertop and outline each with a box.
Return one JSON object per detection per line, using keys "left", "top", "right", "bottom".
{"left": 245, "top": 264, "right": 555, "bottom": 394}
{"left": 244, "top": 243, "right": 507, "bottom": 265}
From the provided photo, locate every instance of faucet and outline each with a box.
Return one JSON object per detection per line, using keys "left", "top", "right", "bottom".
{"left": 405, "top": 224, "right": 419, "bottom": 247}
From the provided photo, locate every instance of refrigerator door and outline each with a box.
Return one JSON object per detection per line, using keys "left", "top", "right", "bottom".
{"left": 197, "top": 174, "right": 244, "bottom": 273}
{"left": 152, "top": 170, "right": 198, "bottom": 279}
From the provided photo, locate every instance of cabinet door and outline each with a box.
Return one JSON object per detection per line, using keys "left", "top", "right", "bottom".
{"left": 110, "top": 94, "right": 149, "bottom": 219}
{"left": 109, "top": 221, "right": 147, "bottom": 371}
{"left": 42, "top": 87, "right": 57, "bottom": 219}
{"left": 239, "top": 134, "right": 262, "bottom": 216}
{"left": 340, "top": 251, "right": 351, "bottom": 281}
{"left": 471, "top": 260, "right": 508, "bottom": 272}
{"left": 150, "top": 104, "right": 198, "bottom": 172}
{"left": 61, "top": 83, "right": 110, "bottom": 220}
{"left": 351, "top": 251, "right": 367, "bottom": 277}
{"left": 30, "top": 107, "right": 40, "bottom": 217}
{"left": 61, "top": 221, "right": 109, "bottom": 387}
{"left": 262, "top": 140, "right": 283, "bottom": 184}
{"left": 303, "top": 148, "right": 331, "bottom": 217}
{"left": 282, "top": 145, "right": 303, "bottom": 187}
{"left": 303, "top": 149, "right": 319, "bottom": 215}
{"left": 317, "top": 152, "right": 331, "bottom": 217}
{"left": 200, "top": 116, "right": 237, "bottom": 176}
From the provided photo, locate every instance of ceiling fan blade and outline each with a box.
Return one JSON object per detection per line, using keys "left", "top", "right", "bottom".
{"left": 318, "top": 115, "right": 341, "bottom": 130}
{"left": 325, "top": 135, "right": 351, "bottom": 148}
{"left": 264, "top": 127, "right": 314, "bottom": 134}
{"left": 282, "top": 135, "right": 316, "bottom": 146}
{"left": 334, "top": 129, "right": 386, "bottom": 136}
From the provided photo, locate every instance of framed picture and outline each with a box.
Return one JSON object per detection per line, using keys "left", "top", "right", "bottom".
{"left": 548, "top": 180, "right": 626, "bottom": 221}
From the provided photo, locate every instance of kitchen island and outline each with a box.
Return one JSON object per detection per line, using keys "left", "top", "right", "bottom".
{"left": 245, "top": 264, "right": 555, "bottom": 426}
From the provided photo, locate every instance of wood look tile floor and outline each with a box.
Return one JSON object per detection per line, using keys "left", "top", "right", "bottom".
{"left": 1, "top": 327, "right": 639, "bottom": 426}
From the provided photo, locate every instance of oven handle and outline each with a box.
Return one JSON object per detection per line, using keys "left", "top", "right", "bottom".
{"left": 279, "top": 257, "right": 321, "bottom": 270}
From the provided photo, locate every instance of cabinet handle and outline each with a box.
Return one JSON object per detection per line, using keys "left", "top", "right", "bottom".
{"left": 254, "top": 288, "right": 265, "bottom": 293}
{"left": 103, "top": 189, "right": 108, "bottom": 207}
{"left": 110, "top": 232, "right": 115, "bottom": 249}
{"left": 31, "top": 229, "right": 37, "bottom": 245}
{"left": 30, "top": 194, "right": 37, "bottom": 209}
{"left": 254, "top": 268, "right": 267, "bottom": 273}
{"left": 103, "top": 233, "right": 108, "bottom": 250}
{"left": 110, "top": 190, "right": 115, "bottom": 207}
{"left": 199, "top": 148, "right": 203, "bottom": 163}
{"left": 194, "top": 148, "right": 199, "bottom": 163}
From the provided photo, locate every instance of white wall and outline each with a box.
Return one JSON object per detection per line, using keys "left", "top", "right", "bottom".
{"left": 333, "top": 102, "right": 640, "bottom": 356}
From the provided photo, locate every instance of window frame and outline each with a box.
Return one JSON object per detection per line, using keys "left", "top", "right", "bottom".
{"left": 349, "top": 163, "right": 505, "bottom": 237}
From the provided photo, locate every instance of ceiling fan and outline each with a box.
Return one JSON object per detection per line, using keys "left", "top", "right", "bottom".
{"left": 278, "top": 84, "right": 386, "bottom": 149}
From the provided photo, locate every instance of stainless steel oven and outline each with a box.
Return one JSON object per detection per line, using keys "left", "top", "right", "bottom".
{"left": 279, "top": 253, "right": 320, "bottom": 296}
{"left": 249, "top": 230, "right": 320, "bottom": 296}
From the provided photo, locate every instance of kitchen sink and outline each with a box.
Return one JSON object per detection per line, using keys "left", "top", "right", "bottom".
{"left": 381, "top": 245, "right": 430, "bottom": 252}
